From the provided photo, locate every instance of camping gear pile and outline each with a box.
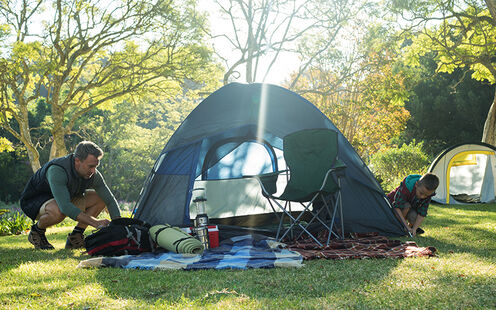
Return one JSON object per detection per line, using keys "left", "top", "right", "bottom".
{"left": 84, "top": 219, "right": 216, "bottom": 256}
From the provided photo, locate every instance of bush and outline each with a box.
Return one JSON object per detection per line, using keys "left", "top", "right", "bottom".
{"left": 369, "top": 141, "right": 431, "bottom": 193}
{"left": 0, "top": 151, "right": 32, "bottom": 202}
{"left": 0, "top": 205, "right": 32, "bottom": 236}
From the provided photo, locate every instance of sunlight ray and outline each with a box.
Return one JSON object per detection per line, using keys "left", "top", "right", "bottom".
{"left": 256, "top": 83, "right": 269, "bottom": 143}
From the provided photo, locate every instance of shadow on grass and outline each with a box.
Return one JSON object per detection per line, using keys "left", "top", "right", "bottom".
{"left": 0, "top": 245, "right": 84, "bottom": 273}
{"left": 0, "top": 229, "right": 86, "bottom": 273}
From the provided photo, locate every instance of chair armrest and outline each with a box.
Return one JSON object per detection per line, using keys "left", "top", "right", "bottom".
{"left": 330, "top": 160, "right": 347, "bottom": 178}
{"left": 319, "top": 161, "right": 347, "bottom": 192}
{"left": 244, "top": 170, "right": 289, "bottom": 196}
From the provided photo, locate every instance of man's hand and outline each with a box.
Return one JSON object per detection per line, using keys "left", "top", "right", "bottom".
{"left": 95, "top": 219, "right": 110, "bottom": 229}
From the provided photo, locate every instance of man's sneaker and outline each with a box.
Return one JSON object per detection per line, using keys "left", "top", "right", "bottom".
{"left": 28, "top": 225, "right": 54, "bottom": 250}
{"left": 416, "top": 227, "right": 425, "bottom": 235}
{"left": 65, "top": 232, "right": 85, "bottom": 249}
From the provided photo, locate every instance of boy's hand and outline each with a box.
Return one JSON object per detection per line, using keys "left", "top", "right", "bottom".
{"left": 409, "top": 227, "right": 416, "bottom": 237}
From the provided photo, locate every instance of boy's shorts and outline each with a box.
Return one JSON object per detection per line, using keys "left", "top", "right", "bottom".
{"left": 406, "top": 208, "right": 418, "bottom": 224}
{"left": 35, "top": 189, "right": 95, "bottom": 220}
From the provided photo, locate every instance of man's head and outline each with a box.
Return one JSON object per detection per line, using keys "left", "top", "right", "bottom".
{"left": 74, "top": 141, "right": 103, "bottom": 179}
{"left": 415, "top": 173, "right": 439, "bottom": 199}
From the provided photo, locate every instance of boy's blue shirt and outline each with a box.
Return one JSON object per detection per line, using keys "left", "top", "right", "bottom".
{"left": 404, "top": 174, "right": 422, "bottom": 192}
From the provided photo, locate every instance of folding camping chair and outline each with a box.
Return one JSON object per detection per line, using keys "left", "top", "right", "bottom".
{"left": 254, "top": 129, "right": 346, "bottom": 246}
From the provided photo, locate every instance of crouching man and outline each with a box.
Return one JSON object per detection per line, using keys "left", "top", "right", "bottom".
{"left": 20, "top": 141, "right": 121, "bottom": 250}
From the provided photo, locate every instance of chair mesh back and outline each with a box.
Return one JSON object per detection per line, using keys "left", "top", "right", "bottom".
{"left": 281, "top": 129, "right": 339, "bottom": 201}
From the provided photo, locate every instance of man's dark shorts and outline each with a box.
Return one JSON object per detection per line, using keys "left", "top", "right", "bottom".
{"left": 20, "top": 193, "right": 53, "bottom": 221}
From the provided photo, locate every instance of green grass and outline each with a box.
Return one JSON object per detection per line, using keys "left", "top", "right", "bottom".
{"left": 0, "top": 204, "right": 495, "bottom": 309}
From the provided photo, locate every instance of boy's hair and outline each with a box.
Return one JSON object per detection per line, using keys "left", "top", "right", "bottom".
{"left": 74, "top": 141, "right": 103, "bottom": 161}
{"left": 419, "top": 173, "right": 439, "bottom": 191}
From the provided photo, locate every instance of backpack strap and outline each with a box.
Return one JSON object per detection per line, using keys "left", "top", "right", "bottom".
{"left": 111, "top": 217, "right": 151, "bottom": 228}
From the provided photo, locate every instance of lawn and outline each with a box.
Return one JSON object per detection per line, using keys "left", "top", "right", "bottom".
{"left": 0, "top": 203, "right": 495, "bottom": 309}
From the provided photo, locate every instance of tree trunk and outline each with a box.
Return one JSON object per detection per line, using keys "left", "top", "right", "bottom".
{"left": 49, "top": 105, "right": 68, "bottom": 160}
{"left": 486, "top": 0, "right": 496, "bottom": 20}
{"left": 482, "top": 88, "right": 496, "bottom": 145}
{"left": 246, "top": 0, "right": 254, "bottom": 83}
{"left": 25, "top": 143, "right": 41, "bottom": 172}
{"left": 18, "top": 102, "right": 41, "bottom": 172}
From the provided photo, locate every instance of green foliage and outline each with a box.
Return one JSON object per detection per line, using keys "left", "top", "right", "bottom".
{"left": 0, "top": 150, "right": 32, "bottom": 202}
{"left": 0, "top": 137, "right": 13, "bottom": 152}
{"left": 0, "top": 203, "right": 31, "bottom": 236}
{"left": 397, "top": 1, "right": 496, "bottom": 83}
{"left": 369, "top": 141, "right": 431, "bottom": 192}
{"left": 0, "top": 0, "right": 223, "bottom": 168}
{"left": 291, "top": 24, "right": 411, "bottom": 158}
{"left": 398, "top": 53, "right": 494, "bottom": 156}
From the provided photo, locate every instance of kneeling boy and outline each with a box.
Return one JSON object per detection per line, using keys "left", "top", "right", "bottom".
{"left": 387, "top": 173, "right": 439, "bottom": 236}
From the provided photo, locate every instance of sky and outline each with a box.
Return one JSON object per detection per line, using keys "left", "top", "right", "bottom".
{"left": 198, "top": 2, "right": 300, "bottom": 86}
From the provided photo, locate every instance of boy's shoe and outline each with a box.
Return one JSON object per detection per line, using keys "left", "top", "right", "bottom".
{"left": 65, "top": 232, "right": 85, "bottom": 249}
{"left": 416, "top": 227, "right": 425, "bottom": 235}
{"left": 28, "top": 225, "right": 55, "bottom": 250}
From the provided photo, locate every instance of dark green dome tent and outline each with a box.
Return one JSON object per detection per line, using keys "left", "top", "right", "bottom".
{"left": 133, "top": 83, "right": 405, "bottom": 236}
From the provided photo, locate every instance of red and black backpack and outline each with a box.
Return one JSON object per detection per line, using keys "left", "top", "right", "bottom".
{"left": 84, "top": 218, "right": 153, "bottom": 256}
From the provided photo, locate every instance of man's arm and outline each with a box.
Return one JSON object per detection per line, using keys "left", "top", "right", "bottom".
{"left": 91, "top": 170, "right": 121, "bottom": 219}
{"left": 47, "top": 166, "right": 84, "bottom": 220}
{"left": 47, "top": 166, "right": 110, "bottom": 228}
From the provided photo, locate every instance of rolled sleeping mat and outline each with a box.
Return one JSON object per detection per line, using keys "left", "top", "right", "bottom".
{"left": 149, "top": 224, "right": 204, "bottom": 255}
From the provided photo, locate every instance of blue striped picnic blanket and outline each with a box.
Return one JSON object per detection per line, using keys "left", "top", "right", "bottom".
{"left": 77, "top": 235, "right": 303, "bottom": 270}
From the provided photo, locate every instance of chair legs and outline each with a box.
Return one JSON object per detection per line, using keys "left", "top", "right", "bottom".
{"left": 268, "top": 197, "right": 325, "bottom": 246}
{"left": 269, "top": 190, "right": 344, "bottom": 247}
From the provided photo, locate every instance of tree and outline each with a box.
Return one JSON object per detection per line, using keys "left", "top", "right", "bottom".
{"left": 399, "top": 54, "right": 494, "bottom": 156}
{"left": 287, "top": 0, "right": 377, "bottom": 89}
{"left": 288, "top": 24, "right": 411, "bottom": 157}
{"left": 391, "top": 0, "right": 496, "bottom": 145}
{"left": 76, "top": 81, "right": 222, "bottom": 201}
{"left": 0, "top": 0, "right": 219, "bottom": 172}
{"left": 207, "top": 0, "right": 364, "bottom": 85}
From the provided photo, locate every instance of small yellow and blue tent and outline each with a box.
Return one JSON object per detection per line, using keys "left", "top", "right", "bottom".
{"left": 428, "top": 142, "right": 496, "bottom": 204}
